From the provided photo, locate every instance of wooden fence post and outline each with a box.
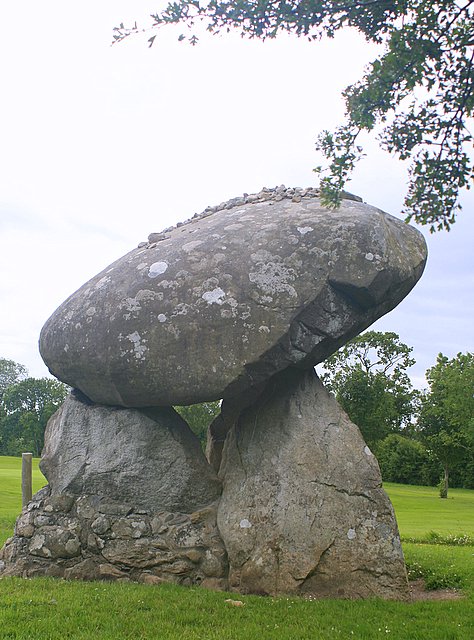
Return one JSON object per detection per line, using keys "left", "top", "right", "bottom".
{"left": 22, "top": 452, "right": 33, "bottom": 508}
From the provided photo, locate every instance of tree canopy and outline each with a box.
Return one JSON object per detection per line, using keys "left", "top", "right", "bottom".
{"left": 418, "top": 352, "right": 474, "bottom": 496}
{"left": 114, "top": 0, "right": 473, "bottom": 232}
{"left": 321, "top": 331, "right": 417, "bottom": 447}
{"left": 0, "top": 360, "right": 69, "bottom": 457}
{"left": 0, "top": 358, "right": 27, "bottom": 401}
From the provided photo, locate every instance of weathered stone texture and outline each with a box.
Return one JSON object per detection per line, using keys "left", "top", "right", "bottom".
{"left": 217, "top": 368, "right": 409, "bottom": 599}
{"left": 39, "top": 196, "right": 426, "bottom": 407}
{"left": 0, "top": 486, "right": 227, "bottom": 588}
{"left": 41, "top": 391, "right": 221, "bottom": 513}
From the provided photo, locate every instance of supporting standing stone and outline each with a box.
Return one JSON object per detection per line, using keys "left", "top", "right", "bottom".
{"left": 217, "top": 368, "right": 409, "bottom": 599}
{"left": 0, "top": 391, "right": 227, "bottom": 586}
{"left": 41, "top": 390, "right": 222, "bottom": 513}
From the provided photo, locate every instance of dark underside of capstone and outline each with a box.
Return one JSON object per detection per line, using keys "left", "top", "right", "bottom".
{"left": 1, "top": 189, "right": 425, "bottom": 599}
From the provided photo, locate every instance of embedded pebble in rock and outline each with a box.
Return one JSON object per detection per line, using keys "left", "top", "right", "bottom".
{"left": 39, "top": 186, "right": 427, "bottom": 407}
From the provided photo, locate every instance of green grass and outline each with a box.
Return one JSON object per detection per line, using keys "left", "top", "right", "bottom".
{"left": 0, "top": 558, "right": 472, "bottom": 640}
{"left": 384, "top": 482, "right": 474, "bottom": 540}
{"left": 0, "top": 456, "right": 46, "bottom": 544}
{"left": 0, "top": 458, "right": 473, "bottom": 639}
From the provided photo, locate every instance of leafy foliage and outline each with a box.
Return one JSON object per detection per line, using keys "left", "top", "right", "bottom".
{"left": 418, "top": 352, "right": 474, "bottom": 497}
{"left": 0, "top": 362, "right": 68, "bottom": 457}
{"left": 376, "top": 433, "right": 435, "bottom": 486}
{"left": 0, "top": 358, "right": 27, "bottom": 401}
{"left": 321, "top": 331, "right": 418, "bottom": 447}
{"left": 114, "top": 0, "right": 474, "bottom": 231}
{"left": 175, "top": 401, "right": 221, "bottom": 447}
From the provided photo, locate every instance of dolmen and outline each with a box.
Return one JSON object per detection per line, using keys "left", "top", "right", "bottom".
{"left": 0, "top": 186, "right": 427, "bottom": 599}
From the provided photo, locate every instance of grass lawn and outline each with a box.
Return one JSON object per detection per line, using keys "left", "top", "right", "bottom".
{"left": 384, "top": 481, "right": 474, "bottom": 539}
{"left": 0, "top": 456, "right": 46, "bottom": 545}
{"left": 0, "top": 457, "right": 473, "bottom": 639}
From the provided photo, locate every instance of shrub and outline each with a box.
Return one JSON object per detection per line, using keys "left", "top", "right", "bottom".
{"left": 376, "top": 434, "right": 433, "bottom": 485}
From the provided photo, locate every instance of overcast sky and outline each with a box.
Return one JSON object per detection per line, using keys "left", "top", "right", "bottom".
{"left": 1, "top": 2, "right": 472, "bottom": 390}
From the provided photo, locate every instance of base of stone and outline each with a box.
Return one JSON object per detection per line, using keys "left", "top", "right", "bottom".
{"left": 1, "top": 372, "right": 409, "bottom": 601}
{"left": 0, "top": 486, "right": 228, "bottom": 589}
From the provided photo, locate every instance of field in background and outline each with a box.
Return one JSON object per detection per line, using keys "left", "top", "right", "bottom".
{"left": 0, "top": 457, "right": 473, "bottom": 639}
{"left": 0, "top": 456, "right": 46, "bottom": 544}
{"left": 384, "top": 481, "right": 474, "bottom": 539}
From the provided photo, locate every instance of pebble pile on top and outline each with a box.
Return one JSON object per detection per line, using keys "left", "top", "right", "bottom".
{"left": 1, "top": 188, "right": 427, "bottom": 599}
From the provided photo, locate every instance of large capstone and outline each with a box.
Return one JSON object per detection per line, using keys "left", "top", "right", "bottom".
{"left": 41, "top": 390, "right": 222, "bottom": 513}
{"left": 217, "top": 368, "right": 409, "bottom": 599}
{"left": 39, "top": 192, "right": 427, "bottom": 407}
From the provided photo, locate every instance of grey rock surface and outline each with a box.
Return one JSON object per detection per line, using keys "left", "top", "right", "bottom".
{"left": 0, "top": 486, "right": 227, "bottom": 588}
{"left": 39, "top": 191, "right": 426, "bottom": 407}
{"left": 217, "top": 368, "right": 409, "bottom": 599}
{"left": 41, "top": 391, "right": 221, "bottom": 513}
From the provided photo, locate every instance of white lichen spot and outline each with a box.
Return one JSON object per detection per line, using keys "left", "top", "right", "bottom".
{"left": 127, "top": 331, "right": 147, "bottom": 360}
{"left": 157, "top": 314, "right": 167, "bottom": 323}
{"left": 213, "top": 253, "right": 226, "bottom": 265}
{"left": 202, "top": 288, "right": 226, "bottom": 305}
{"left": 259, "top": 325, "right": 270, "bottom": 334}
{"left": 364, "top": 446, "right": 373, "bottom": 456}
{"left": 122, "top": 298, "right": 141, "bottom": 313}
{"left": 64, "top": 344, "right": 69, "bottom": 353}
{"left": 148, "top": 261, "right": 168, "bottom": 278}
{"left": 347, "top": 528, "right": 357, "bottom": 540}
{"left": 365, "top": 252, "right": 374, "bottom": 261}
{"left": 85, "top": 307, "right": 96, "bottom": 317}
{"left": 171, "top": 303, "right": 190, "bottom": 317}
{"left": 136, "top": 262, "right": 148, "bottom": 271}
{"left": 297, "top": 226, "right": 313, "bottom": 235}
{"left": 239, "top": 519, "right": 252, "bottom": 529}
{"left": 249, "top": 260, "right": 297, "bottom": 298}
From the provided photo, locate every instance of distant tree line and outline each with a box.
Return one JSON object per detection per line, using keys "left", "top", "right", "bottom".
{"left": 0, "top": 358, "right": 68, "bottom": 457}
{"left": 321, "top": 332, "right": 474, "bottom": 497}
{"left": 1, "top": 336, "right": 473, "bottom": 497}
